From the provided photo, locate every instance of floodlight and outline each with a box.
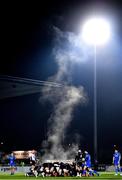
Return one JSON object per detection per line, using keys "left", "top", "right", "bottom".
{"left": 82, "top": 17, "right": 110, "bottom": 45}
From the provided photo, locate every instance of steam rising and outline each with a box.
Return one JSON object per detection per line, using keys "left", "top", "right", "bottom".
{"left": 41, "top": 27, "right": 88, "bottom": 161}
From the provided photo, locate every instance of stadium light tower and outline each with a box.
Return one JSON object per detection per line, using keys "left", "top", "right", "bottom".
{"left": 82, "top": 17, "right": 110, "bottom": 163}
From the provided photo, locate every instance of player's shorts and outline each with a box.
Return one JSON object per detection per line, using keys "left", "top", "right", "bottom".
{"left": 114, "top": 161, "right": 120, "bottom": 166}
{"left": 31, "top": 160, "right": 36, "bottom": 166}
{"left": 10, "top": 163, "right": 15, "bottom": 167}
{"left": 86, "top": 163, "right": 91, "bottom": 168}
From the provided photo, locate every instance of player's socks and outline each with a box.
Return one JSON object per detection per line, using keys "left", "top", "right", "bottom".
{"left": 89, "top": 170, "right": 93, "bottom": 176}
{"left": 93, "top": 170, "right": 99, "bottom": 176}
{"left": 115, "top": 167, "right": 118, "bottom": 174}
{"left": 82, "top": 170, "right": 86, "bottom": 176}
{"left": 118, "top": 167, "right": 122, "bottom": 175}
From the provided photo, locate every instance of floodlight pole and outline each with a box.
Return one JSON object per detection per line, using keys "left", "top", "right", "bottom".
{"left": 82, "top": 17, "right": 110, "bottom": 165}
{"left": 94, "top": 45, "right": 98, "bottom": 164}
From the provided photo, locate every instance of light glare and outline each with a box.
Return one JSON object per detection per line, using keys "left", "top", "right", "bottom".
{"left": 82, "top": 18, "right": 110, "bottom": 45}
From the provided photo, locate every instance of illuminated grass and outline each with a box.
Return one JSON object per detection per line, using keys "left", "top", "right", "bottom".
{"left": 0, "top": 172, "right": 122, "bottom": 179}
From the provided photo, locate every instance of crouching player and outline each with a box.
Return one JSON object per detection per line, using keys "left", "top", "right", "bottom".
{"left": 113, "top": 149, "right": 122, "bottom": 176}
{"left": 25, "top": 165, "right": 39, "bottom": 178}
{"left": 84, "top": 151, "right": 99, "bottom": 177}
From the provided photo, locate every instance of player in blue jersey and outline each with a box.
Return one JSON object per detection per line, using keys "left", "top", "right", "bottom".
{"left": 85, "top": 151, "right": 91, "bottom": 168}
{"left": 9, "top": 153, "right": 16, "bottom": 175}
{"left": 84, "top": 151, "right": 99, "bottom": 176}
{"left": 113, "top": 149, "right": 122, "bottom": 176}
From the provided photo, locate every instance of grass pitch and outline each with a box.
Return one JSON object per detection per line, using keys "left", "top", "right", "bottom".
{"left": 0, "top": 172, "right": 122, "bottom": 180}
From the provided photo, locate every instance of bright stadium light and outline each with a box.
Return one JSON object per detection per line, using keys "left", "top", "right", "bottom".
{"left": 81, "top": 17, "right": 111, "bottom": 164}
{"left": 82, "top": 17, "right": 110, "bottom": 45}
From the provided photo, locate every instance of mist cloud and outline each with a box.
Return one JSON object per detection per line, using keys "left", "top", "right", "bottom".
{"left": 40, "top": 27, "right": 88, "bottom": 161}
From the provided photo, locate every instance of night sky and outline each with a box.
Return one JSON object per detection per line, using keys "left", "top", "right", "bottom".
{"left": 0, "top": 0, "right": 122, "bottom": 163}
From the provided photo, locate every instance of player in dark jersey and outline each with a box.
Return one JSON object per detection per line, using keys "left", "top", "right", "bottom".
{"left": 30, "top": 151, "right": 36, "bottom": 167}
{"left": 75, "top": 149, "right": 82, "bottom": 166}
